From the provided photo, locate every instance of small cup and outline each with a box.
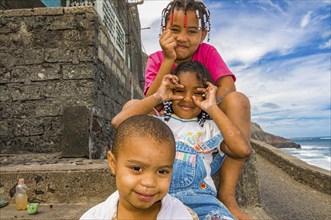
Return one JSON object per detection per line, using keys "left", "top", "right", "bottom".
{"left": 27, "top": 203, "right": 39, "bottom": 215}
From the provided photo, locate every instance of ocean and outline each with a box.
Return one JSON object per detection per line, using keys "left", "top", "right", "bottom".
{"left": 281, "top": 136, "right": 331, "bottom": 171}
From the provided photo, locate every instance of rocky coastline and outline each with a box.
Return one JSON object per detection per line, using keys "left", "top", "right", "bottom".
{"left": 251, "top": 122, "right": 301, "bottom": 149}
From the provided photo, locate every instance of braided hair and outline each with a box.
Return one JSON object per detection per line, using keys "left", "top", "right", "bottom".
{"left": 161, "top": 0, "right": 211, "bottom": 41}
{"left": 163, "top": 61, "right": 213, "bottom": 126}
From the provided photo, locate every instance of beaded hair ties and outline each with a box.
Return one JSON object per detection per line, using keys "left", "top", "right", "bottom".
{"left": 160, "top": 0, "right": 211, "bottom": 41}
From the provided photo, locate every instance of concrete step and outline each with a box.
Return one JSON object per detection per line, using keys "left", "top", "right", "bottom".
{"left": 0, "top": 153, "right": 270, "bottom": 220}
{"left": 0, "top": 201, "right": 271, "bottom": 220}
{"left": 0, "top": 154, "right": 116, "bottom": 219}
{"left": 0, "top": 203, "right": 94, "bottom": 220}
{"left": 0, "top": 153, "right": 115, "bottom": 204}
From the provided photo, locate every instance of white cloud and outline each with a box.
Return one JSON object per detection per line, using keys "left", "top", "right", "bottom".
{"left": 319, "top": 39, "right": 331, "bottom": 49}
{"left": 300, "top": 11, "right": 313, "bottom": 28}
{"left": 236, "top": 53, "right": 331, "bottom": 137}
{"left": 206, "top": 1, "right": 330, "bottom": 67}
{"left": 209, "top": 6, "right": 324, "bottom": 67}
{"left": 138, "top": 1, "right": 169, "bottom": 54}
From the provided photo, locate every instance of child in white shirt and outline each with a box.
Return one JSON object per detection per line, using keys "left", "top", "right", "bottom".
{"left": 80, "top": 115, "right": 198, "bottom": 220}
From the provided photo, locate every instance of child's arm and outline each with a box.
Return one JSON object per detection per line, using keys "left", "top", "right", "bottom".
{"left": 215, "top": 75, "right": 236, "bottom": 103}
{"left": 111, "top": 96, "right": 161, "bottom": 129}
{"left": 193, "top": 83, "right": 250, "bottom": 159}
{"left": 146, "top": 30, "right": 177, "bottom": 96}
{"left": 112, "top": 75, "right": 183, "bottom": 129}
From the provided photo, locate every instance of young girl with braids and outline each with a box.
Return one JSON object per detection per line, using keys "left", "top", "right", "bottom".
{"left": 112, "top": 61, "right": 251, "bottom": 220}
{"left": 143, "top": 0, "right": 252, "bottom": 219}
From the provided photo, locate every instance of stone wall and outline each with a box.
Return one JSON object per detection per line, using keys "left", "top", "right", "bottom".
{"left": 252, "top": 139, "right": 331, "bottom": 194}
{"left": 212, "top": 150, "right": 261, "bottom": 208}
{"left": 0, "top": 6, "right": 144, "bottom": 158}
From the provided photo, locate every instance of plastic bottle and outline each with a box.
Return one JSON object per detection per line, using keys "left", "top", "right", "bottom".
{"left": 15, "top": 178, "right": 28, "bottom": 210}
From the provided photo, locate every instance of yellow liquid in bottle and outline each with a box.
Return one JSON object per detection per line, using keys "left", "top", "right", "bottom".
{"left": 15, "top": 194, "right": 28, "bottom": 210}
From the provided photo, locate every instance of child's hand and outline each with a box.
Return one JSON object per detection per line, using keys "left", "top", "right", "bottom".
{"left": 156, "top": 74, "right": 183, "bottom": 102}
{"left": 192, "top": 82, "right": 218, "bottom": 112}
{"left": 160, "top": 29, "right": 177, "bottom": 60}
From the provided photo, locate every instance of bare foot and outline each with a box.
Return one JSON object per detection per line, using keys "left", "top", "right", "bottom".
{"left": 228, "top": 206, "right": 252, "bottom": 220}
{"left": 220, "top": 196, "right": 252, "bottom": 220}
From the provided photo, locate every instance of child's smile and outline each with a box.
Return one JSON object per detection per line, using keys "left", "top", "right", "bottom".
{"left": 167, "top": 9, "right": 207, "bottom": 63}
{"left": 172, "top": 71, "right": 205, "bottom": 119}
{"left": 108, "top": 136, "right": 174, "bottom": 214}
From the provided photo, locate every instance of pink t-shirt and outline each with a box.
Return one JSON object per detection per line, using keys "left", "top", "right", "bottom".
{"left": 144, "top": 43, "right": 235, "bottom": 95}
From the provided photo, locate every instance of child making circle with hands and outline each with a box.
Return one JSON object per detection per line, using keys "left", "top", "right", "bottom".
{"left": 144, "top": 1, "right": 252, "bottom": 219}
{"left": 112, "top": 61, "right": 251, "bottom": 220}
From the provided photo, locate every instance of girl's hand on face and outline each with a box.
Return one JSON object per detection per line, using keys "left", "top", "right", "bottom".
{"left": 192, "top": 82, "right": 217, "bottom": 112}
{"left": 160, "top": 29, "right": 177, "bottom": 60}
{"left": 156, "top": 74, "right": 184, "bottom": 101}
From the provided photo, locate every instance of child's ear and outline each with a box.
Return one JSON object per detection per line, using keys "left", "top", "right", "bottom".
{"left": 200, "top": 30, "right": 207, "bottom": 43}
{"left": 107, "top": 151, "right": 116, "bottom": 175}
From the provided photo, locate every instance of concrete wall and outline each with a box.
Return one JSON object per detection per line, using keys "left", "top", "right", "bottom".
{"left": 0, "top": 6, "right": 144, "bottom": 158}
{"left": 252, "top": 139, "right": 331, "bottom": 194}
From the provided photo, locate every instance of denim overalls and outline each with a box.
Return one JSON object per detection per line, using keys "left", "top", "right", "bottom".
{"left": 168, "top": 123, "right": 235, "bottom": 220}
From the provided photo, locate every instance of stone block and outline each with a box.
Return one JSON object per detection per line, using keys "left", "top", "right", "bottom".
{"left": 62, "top": 63, "right": 95, "bottom": 79}
{"left": 0, "top": 86, "right": 10, "bottom": 102}
{"left": 10, "top": 66, "right": 30, "bottom": 83}
{"left": 30, "top": 64, "right": 62, "bottom": 81}
{"left": 0, "top": 134, "right": 62, "bottom": 154}
{"left": 33, "top": 7, "right": 64, "bottom": 16}
{"left": 64, "top": 6, "right": 96, "bottom": 15}
{"left": 0, "top": 51, "right": 16, "bottom": 68}
{"left": 63, "top": 30, "right": 95, "bottom": 46}
{"left": 62, "top": 106, "right": 90, "bottom": 158}
{"left": 2, "top": 8, "right": 34, "bottom": 17}
{"left": 41, "top": 80, "right": 94, "bottom": 99}
{"left": 77, "top": 46, "right": 95, "bottom": 62}
{"left": 9, "top": 84, "right": 44, "bottom": 101}
{"left": 7, "top": 64, "right": 61, "bottom": 83}
{"left": 13, "top": 118, "right": 45, "bottom": 136}
{"left": 48, "top": 18, "right": 83, "bottom": 31}
{"left": 0, "top": 120, "right": 9, "bottom": 137}
{"left": 35, "top": 102, "right": 62, "bottom": 117}
{"left": 0, "top": 68, "right": 10, "bottom": 83}
{"left": 18, "top": 48, "right": 44, "bottom": 65}
{"left": 0, "top": 102, "right": 37, "bottom": 119}
{"left": 44, "top": 48, "right": 75, "bottom": 63}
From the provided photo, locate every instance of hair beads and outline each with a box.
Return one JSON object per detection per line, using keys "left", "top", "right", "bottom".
{"left": 170, "top": 12, "right": 174, "bottom": 25}
{"left": 198, "top": 111, "right": 212, "bottom": 127}
{"left": 160, "top": 0, "right": 211, "bottom": 41}
{"left": 184, "top": 14, "right": 187, "bottom": 28}
{"left": 163, "top": 101, "right": 173, "bottom": 122}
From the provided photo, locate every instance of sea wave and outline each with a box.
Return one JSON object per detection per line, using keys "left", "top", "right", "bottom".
{"left": 282, "top": 136, "right": 331, "bottom": 171}
{"left": 290, "top": 136, "right": 331, "bottom": 141}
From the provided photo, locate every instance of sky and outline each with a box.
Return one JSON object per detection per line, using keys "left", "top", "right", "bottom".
{"left": 137, "top": 0, "right": 331, "bottom": 138}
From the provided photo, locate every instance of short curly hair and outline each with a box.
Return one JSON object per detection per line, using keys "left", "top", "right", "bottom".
{"left": 112, "top": 115, "right": 175, "bottom": 158}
